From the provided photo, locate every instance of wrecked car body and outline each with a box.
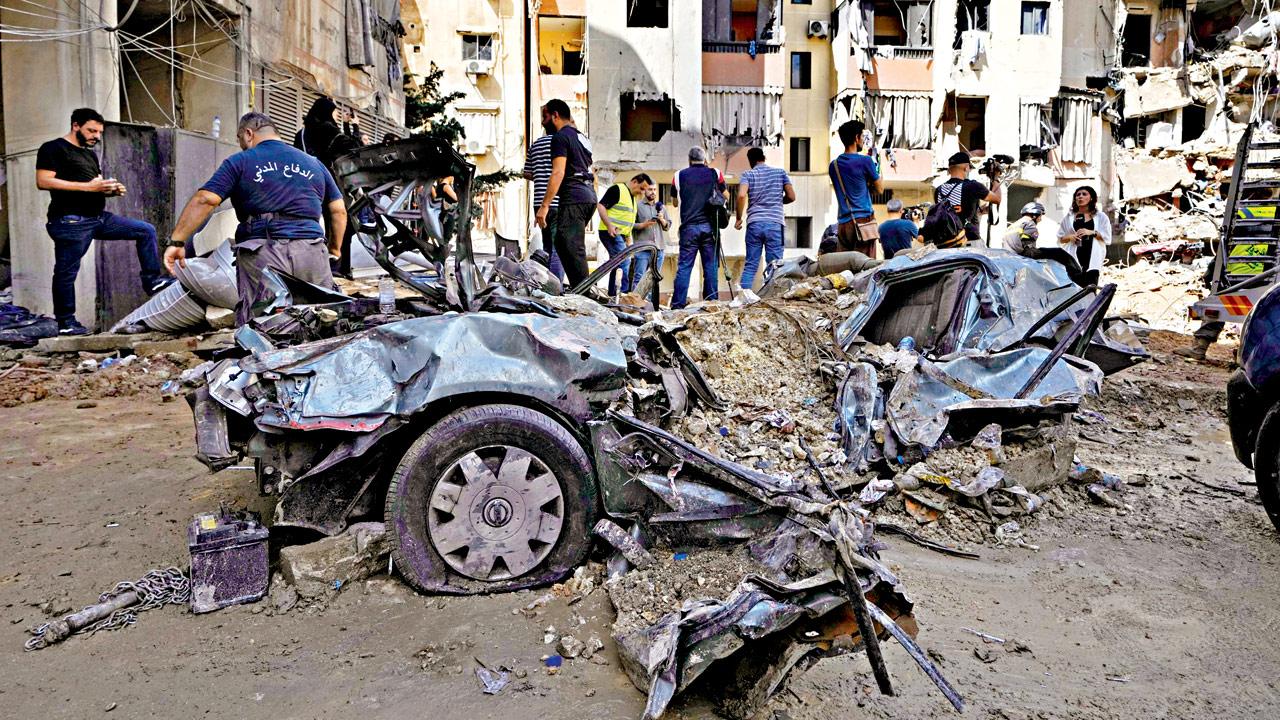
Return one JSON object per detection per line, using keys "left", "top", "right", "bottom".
{"left": 834, "top": 247, "right": 1148, "bottom": 373}
{"left": 180, "top": 138, "right": 1148, "bottom": 718}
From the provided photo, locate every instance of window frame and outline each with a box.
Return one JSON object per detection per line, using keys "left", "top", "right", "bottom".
{"left": 1020, "top": 1, "right": 1050, "bottom": 36}
{"left": 461, "top": 33, "right": 495, "bottom": 62}
{"left": 790, "top": 51, "right": 812, "bottom": 90}
{"left": 789, "top": 136, "right": 811, "bottom": 172}
{"left": 626, "top": 0, "right": 669, "bottom": 29}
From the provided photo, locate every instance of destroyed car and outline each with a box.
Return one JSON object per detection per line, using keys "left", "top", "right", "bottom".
{"left": 832, "top": 246, "right": 1149, "bottom": 375}
{"left": 1227, "top": 280, "right": 1280, "bottom": 531}
{"left": 187, "top": 138, "right": 672, "bottom": 595}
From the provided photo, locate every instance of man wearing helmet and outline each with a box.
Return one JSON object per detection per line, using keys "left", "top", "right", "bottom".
{"left": 1003, "top": 201, "right": 1045, "bottom": 258}
{"left": 1004, "top": 201, "right": 1087, "bottom": 286}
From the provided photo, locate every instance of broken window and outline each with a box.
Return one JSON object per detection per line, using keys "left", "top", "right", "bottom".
{"left": 953, "top": 0, "right": 989, "bottom": 48}
{"left": 462, "top": 34, "right": 494, "bottom": 62}
{"left": 627, "top": 0, "right": 669, "bottom": 28}
{"left": 620, "top": 93, "right": 680, "bottom": 142}
{"left": 953, "top": 96, "right": 987, "bottom": 155}
{"left": 790, "top": 52, "right": 812, "bottom": 89}
{"left": 872, "top": 0, "right": 931, "bottom": 47}
{"left": 785, "top": 217, "right": 812, "bottom": 249}
{"left": 790, "top": 136, "right": 811, "bottom": 172}
{"left": 1019, "top": 102, "right": 1057, "bottom": 156}
{"left": 1122, "top": 13, "right": 1151, "bottom": 67}
{"left": 538, "top": 17, "right": 586, "bottom": 75}
{"left": 1020, "top": 1, "right": 1049, "bottom": 35}
{"left": 867, "top": 93, "right": 933, "bottom": 149}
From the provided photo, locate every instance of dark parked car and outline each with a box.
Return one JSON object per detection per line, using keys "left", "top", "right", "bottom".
{"left": 1228, "top": 281, "right": 1280, "bottom": 531}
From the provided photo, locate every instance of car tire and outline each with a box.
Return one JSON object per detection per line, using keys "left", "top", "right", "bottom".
{"left": 1255, "top": 404, "right": 1280, "bottom": 534}
{"left": 385, "top": 404, "right": 598, "bottom": 594}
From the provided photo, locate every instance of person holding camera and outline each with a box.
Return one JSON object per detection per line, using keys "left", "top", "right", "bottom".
{"left": 670, "top": 147, "right": 727, "bottom": 309}
{"left": 933, "top": 151, "right": 1002, "bottom": 248}
{"left": 1057, "top": 185, "right": 1111, "bottom": 287}
{"left": 877, "top": 199, "right": 921, "bottom": 259}
{"left": 36, "top": 108, "right": 171, "bottom": 336}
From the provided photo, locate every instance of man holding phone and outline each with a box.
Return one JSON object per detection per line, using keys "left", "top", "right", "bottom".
{"left": 36, "top": 108, "right": 170, "bottom": 336}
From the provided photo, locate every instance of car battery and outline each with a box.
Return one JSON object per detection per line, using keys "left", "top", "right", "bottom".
{"left": 187, "top": 509, "right": 270, "bottom": 614}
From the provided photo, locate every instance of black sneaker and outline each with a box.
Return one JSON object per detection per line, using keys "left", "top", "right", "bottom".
{"left": 146, "top": 277, "right": 176, "bottom": 296}
{"left": 58, "top": 320, "right": 91, "bottom": 336}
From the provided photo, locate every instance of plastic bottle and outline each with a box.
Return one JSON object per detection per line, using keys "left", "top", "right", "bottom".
{"left": 897, "top": 336, "right": 916, "bottom": 352}
{"left": 378, "top": 277, "right": 396, "bottom": 314}
{"left": 211, "top": 115, "right": 221, "bottom": 139}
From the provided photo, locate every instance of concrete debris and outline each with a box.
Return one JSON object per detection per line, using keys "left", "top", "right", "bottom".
{"left": 1115, "top": 151, "right": 1195, "bottom": 201}
{"left": 1118, "top": 69, "right": 1193, "bottom": 119}
{"left": 278, "top": 522, "right": 389, "bottom": 599}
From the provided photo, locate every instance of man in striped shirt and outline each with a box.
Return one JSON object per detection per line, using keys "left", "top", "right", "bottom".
{"left": 523, "top": 128, "right": 563, "bottom": 279}
{"left": 735, "top": 147, "right": 795, "bottom": 290}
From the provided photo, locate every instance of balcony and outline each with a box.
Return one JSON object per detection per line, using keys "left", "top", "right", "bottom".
{"left": 863, "top": 47, "right": 933, "bottom": 93}
{"left": 702, "top": 40, "right": 782, "bottom": 54}
{"left": 702, "top": 44, "right": 786, "bottom": 87}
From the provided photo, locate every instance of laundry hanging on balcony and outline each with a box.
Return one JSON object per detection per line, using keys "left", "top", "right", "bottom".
{"left": 701, "top": 86, "right": 784, "bottom": 152}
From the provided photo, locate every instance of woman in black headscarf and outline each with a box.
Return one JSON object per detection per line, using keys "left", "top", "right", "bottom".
{"left": 295, "top": 97, "right": 363, "bottom": 171}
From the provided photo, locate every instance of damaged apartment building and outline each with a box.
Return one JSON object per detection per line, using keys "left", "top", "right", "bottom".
{"left": 0, "top": 0, "right": 408, "bottom": 331}
{"left": 412, "top": 1, "right": 1128, "bottom": 292}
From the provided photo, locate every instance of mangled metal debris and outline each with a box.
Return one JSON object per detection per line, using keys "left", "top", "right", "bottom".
{"left": 171, "top": 136, "right": 1151, "bottom": 716}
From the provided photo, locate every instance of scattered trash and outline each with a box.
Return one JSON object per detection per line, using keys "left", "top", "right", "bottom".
{"left": 474, "top": 659, "right": 510, "bottom": 695}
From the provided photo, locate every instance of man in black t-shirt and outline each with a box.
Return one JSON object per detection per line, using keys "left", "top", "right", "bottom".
{"left": 35, "top": 108, "right": 169, "bottom": 335}
{"left": 933, "top": 151, "right": 1002, "bottom": 247}
{"left": 535, "top": 99, "right": 597, "bottom": 286}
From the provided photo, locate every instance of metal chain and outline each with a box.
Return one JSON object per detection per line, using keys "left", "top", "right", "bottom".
{"left": 25, "top": 568, "right": 191, "bottom": 651}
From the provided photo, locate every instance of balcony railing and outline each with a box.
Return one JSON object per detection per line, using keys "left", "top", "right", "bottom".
{"left": 703, "top": 40, "right": 783, "bottom": 54}
{"left": 869, "top": 45, "right": 934, "bottom": 60}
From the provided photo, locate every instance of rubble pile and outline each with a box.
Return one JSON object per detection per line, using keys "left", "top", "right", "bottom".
{"left": 1121, "top": 205, "right": 1220, "bottom": 247}
{"left": 1102, "top": 260, "right": 1218, "bottom": 335}
{"left": 0, "top": 349, "right": 198, "bottom": 407}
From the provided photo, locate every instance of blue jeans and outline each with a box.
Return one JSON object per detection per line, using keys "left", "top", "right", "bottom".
{"left": 47, "top": 212, "right": 162, "bottom": 324}
{"left": 740, "top": 221, "right": 785, "bottom": 289}
{"left": 672, "top": 222, "right": 718, "bottom": 309}
{"left": 598, "top": 230, "right": 631, "bottom": 296}
{"left": 627, "top": 242, "right": 664, "bottom": 293}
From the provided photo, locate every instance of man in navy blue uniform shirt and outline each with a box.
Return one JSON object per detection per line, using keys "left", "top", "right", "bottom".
{"left": 163, "top": 112, "right": 347, "bottom": 325}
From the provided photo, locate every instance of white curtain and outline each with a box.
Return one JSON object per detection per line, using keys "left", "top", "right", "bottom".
{"left": 867, "top": 93, "right": 931, "bottom": 149}
{"left": 1057, "top": 96, "right": 1095, "bottom": 163}
{"left": 455, "top": 110, "right": 498, "bottom": 149}
{"left": 702, "top": 86, "right": 784, "bottom": 152}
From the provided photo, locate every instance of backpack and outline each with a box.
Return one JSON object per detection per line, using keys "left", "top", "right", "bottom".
{"left": 922, "top": 179, "right": 966, "bottom": 246}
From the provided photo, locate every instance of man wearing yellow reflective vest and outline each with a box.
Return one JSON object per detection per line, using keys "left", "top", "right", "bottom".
{"left": 596, "top": 173, "right": 653, "bottom": 296}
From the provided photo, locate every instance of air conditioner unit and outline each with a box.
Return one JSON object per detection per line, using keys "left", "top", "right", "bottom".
{"left": 465, "top": 59, "right": 493, "bottom": 75}
{"left": 464, "top": 139, "right": 487, "bottom": 155}
{"left": 807, "top": 20, "right": 830, "bottom": 39}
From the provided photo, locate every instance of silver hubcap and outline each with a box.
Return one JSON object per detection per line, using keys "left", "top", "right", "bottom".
{"left": 427, "top": 446, "right": 565, "bottom": 581}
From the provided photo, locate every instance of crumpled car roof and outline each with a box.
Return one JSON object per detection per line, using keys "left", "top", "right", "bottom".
{"left": 837, "top": 248, "right": 1096, "bottom": 354}
{"left": 230, "top": 312, "right": 629, "bottom": 431}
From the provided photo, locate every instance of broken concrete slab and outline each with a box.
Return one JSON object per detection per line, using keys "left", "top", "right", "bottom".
{"left": 1119, "top": 70, "right": 1193, "bottom": 119}
{"left": 1116, "top": 152, "right": 1194, "bottom": 200}
{"left": 35, "top": 333, "right": 165, "bottom": 354}
{"left": 131, "top": 330, "right": 234, "bottom": 356}
{"left": 278, "top": 522, "right": 390, "bottom": 598}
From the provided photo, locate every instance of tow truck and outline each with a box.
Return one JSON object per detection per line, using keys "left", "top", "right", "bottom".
{"left": 1191, "top": 123, "right": 1280, "bottom": 325}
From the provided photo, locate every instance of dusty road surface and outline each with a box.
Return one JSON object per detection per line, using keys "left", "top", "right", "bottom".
{"left": 2, "top": 337, "right": 1279, "bottom": 720}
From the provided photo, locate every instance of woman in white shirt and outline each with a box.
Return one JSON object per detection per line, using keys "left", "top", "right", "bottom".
{"left": 1057, "top": 185, "right": 1111, "bottom": 287}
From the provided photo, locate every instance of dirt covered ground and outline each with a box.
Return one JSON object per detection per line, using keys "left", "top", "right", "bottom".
{"left": 2, "top": 333, "right": 1279, "bottom": 719}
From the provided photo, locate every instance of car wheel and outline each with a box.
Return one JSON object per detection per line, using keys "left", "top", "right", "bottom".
{"left": 385, "top": 404, "right": 597, "bottom": 594}
{"left": 1255, "top": 404, "right": 1280, "bottom": 534}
